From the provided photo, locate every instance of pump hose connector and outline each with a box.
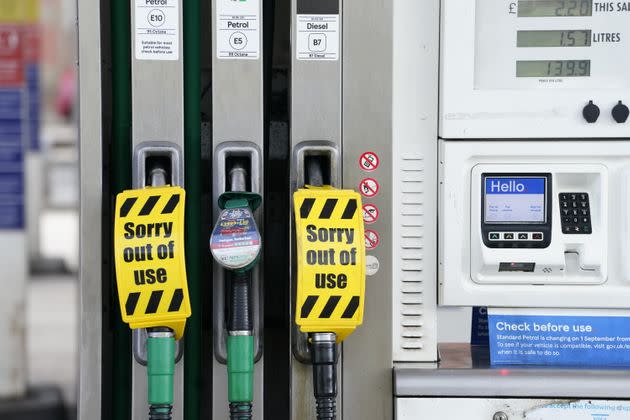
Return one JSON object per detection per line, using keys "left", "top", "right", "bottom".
{"left": 149, "top": 404, "right": 173, "bottom": 420}
{"left": 310, "top": 332, "right": 337, "bottom": 420}
{"left": 228, "top": 271, "right": 252, "bottom": 332}
{"left": 230, "top": 401, "right": 253, "bottom": 420}
{"left": 147, "top": 328, "right": 175, "bottom": 420}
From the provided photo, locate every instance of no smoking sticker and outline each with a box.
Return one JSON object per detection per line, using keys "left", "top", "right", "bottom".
{"left": 364, "top": 230, "right": 380, "bottom": 250}
{"left": 362, "top": 204, "right": 379, "bottom": 224}
{"left": 359, "top": 152, "right": 379, "bottom": 172}
{"left": 359, "top": 178, "right": 379, "bottom": 198}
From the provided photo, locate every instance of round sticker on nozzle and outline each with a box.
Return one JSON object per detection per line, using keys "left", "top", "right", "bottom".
{"left": 210, "top": 206, "right": 261, "bottom": 271}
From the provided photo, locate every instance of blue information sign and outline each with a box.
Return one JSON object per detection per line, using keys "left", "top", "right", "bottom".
{"left": 471, "top": 307, "right": 489, "bottom": 346}
{"left": 0, "top": 87, "right": 25, "bottom": 230}
{"left": 489, "top": 313, "right": 630, "bottom": 367}
{"left": 26, "top": 64, "right": 39, "bottom": 151}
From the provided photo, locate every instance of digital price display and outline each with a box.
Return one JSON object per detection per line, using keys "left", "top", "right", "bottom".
{"left": 484, "top": 177, "right": 546, "bottom": 223}
{"left": 517, "top": 60, "right": 591, "bottom": 77}
{"left": 518, "top": 0, "right": 593, "bottom": 17}
{"left": 517, "top": 30, "right": 592, "bottom": 47}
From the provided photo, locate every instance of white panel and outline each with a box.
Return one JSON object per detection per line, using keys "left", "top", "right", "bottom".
{"left": 392, "top": 0, "right": 439, "bottom": 362}
{"left": 0, "top": 234, "right": 26, "bottom": 397}
{"left": 440, "top": 0, "right": 630, "bottom": 139}
{"left": 397, "top": 398, "right": 630, "bottom": 420}
{"left": 439, "top": 139, "right": 630, "bottom": 308}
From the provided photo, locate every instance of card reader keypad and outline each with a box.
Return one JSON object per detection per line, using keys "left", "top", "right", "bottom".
{"left": 559, "top": 193, "right": 592, "bottom": 234}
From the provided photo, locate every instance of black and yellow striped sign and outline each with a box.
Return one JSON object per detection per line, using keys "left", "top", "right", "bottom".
{"left": 114, "top": 186, "right": 191, "bottom": 339}
{"left": 294, "top": 187, "right": 366, "bottom": 342}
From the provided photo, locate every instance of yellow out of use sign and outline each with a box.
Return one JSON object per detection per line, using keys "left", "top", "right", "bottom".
{"left": 293, "top": 187, "right": 366, "bottom": 342}
{"left": 0, "top": 0, "right": 38, "bottom": 22}
{"left": 114, "top": 186, "right": 191, "bottom": 339}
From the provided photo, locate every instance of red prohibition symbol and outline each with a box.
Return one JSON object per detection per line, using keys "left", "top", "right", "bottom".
{"left": 359, "top": 152, "right": 380, "bottom": 172}
{"left": 359, "top": 178, "right": 379, "bottom": 198}
{"left": 364, "top": 230, "right": 380, "bottom": 250}
{"left": 362, "top": 204, "right": 379, "bottom": 224}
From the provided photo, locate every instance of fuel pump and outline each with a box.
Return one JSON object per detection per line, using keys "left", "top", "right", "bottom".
{"left": 210, "top": 160, "right": 262, "bottom": 420}
{"left": 293, "top": 164, "right": 366, "bottom": 420}
{"left": 114, "top": 166, "right": 191, "bottom": 420}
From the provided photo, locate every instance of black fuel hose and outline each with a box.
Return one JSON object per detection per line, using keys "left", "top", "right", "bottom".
{"left": 311, "top": 333, "right": 337, "bottom": 420}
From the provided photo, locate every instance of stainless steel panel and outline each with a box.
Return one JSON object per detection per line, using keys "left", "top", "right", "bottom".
{"left": 290, "top": 3, "right": 342, "bottom": 145}
{"left": 394, "top": 367, "right": 630, "bottom": 399}
{"left": 211, "top": 1, "right": 265, "bottom": 418}
{"left": 131, "top": 11, "right": 185, "bottom": 147}
{"left": 342, "top": 0, "right": 394, "bottom": 419}
{"left": 289, "top": 1, "right": 344, "bottom": 419}
{"left": 130, "top": 2, "right": 186, "bottom": 419}
{"left": 211, "top": 2, "right": 264, "bottom": 143}
{"left": 78, "top": 0, "right": 103, "bottom": 417}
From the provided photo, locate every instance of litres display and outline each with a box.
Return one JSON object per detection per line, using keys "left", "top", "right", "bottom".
{"left": 517, "top": 30, "right": 592, "bottom": 47}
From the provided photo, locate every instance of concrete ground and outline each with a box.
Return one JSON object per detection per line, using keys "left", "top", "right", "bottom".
{"left": 26, "top": 275, "right": 78, "bottom": 409}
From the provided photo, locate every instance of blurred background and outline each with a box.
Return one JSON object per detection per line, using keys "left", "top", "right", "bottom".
{"left": 0, "top": 0, "right": 78, "bottom": 418}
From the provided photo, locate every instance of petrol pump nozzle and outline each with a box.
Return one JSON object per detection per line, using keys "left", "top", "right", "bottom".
{"left": 114, "top": 160, "right": 191, "bottom": 420}
{"left": 310, "top": 332, "right": 338, "bottom": 420}
{"left": 301, "top": 159, "right": 340, "bottom": 420}
{"left": 147, "top": 328, "right": 175, "bottom": 420}
{"left": 293, "top": 158, "right": 366, "bottom": 420}
{"left": 210, "top": 159, "right": 262, "bottom": 420}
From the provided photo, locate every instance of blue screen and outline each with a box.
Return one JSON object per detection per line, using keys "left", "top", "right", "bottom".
{"left": 485, "top": 177, "right": 546, "bottom": 223}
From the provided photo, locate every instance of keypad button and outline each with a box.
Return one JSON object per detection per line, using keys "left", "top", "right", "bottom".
{"left": 559, "top": 192, "right": 592, "bottom": 234}
{"left": 503, "top": 233, "right": 514, "bottom": 240}
{"left": 532, "top": 233, "right": 543, "bottom": 240}
{"left": 518, "top": 233, "right": 528, "bottom": 240}
{"left": 489, "top": 233, "right": 500, "bottom": 240}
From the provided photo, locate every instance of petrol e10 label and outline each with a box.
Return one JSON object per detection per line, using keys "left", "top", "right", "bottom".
{"left": 293, "top": 187, "right": 366, "bottom": 342}
{"left": 114, "top": 186, "right": 191, "bottom": 339}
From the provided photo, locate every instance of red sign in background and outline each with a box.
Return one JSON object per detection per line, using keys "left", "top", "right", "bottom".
{"left": 0, "top": 26, "right": 24, "bottom": 87}
{"left": 22, "top": 24, "right": 40, "bottom": 64}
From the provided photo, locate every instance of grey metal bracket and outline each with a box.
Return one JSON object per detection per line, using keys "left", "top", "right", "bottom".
{"left": 212, "top": 141, "right": 264, "bottom": 364}
{"left": 290, "top": 141, "right": 341, "bottom": 364}
{"left": 131, "top": 142, "right": 185, "bottom": 366}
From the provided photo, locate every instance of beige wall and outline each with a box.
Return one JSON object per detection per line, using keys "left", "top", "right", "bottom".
{"left": 40, "top": 0, "right": 76, "bottom": 121}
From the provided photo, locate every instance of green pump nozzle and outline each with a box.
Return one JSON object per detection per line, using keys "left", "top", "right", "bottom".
{"left": 210, "top": 160, "right": 262, "bottom": 420}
